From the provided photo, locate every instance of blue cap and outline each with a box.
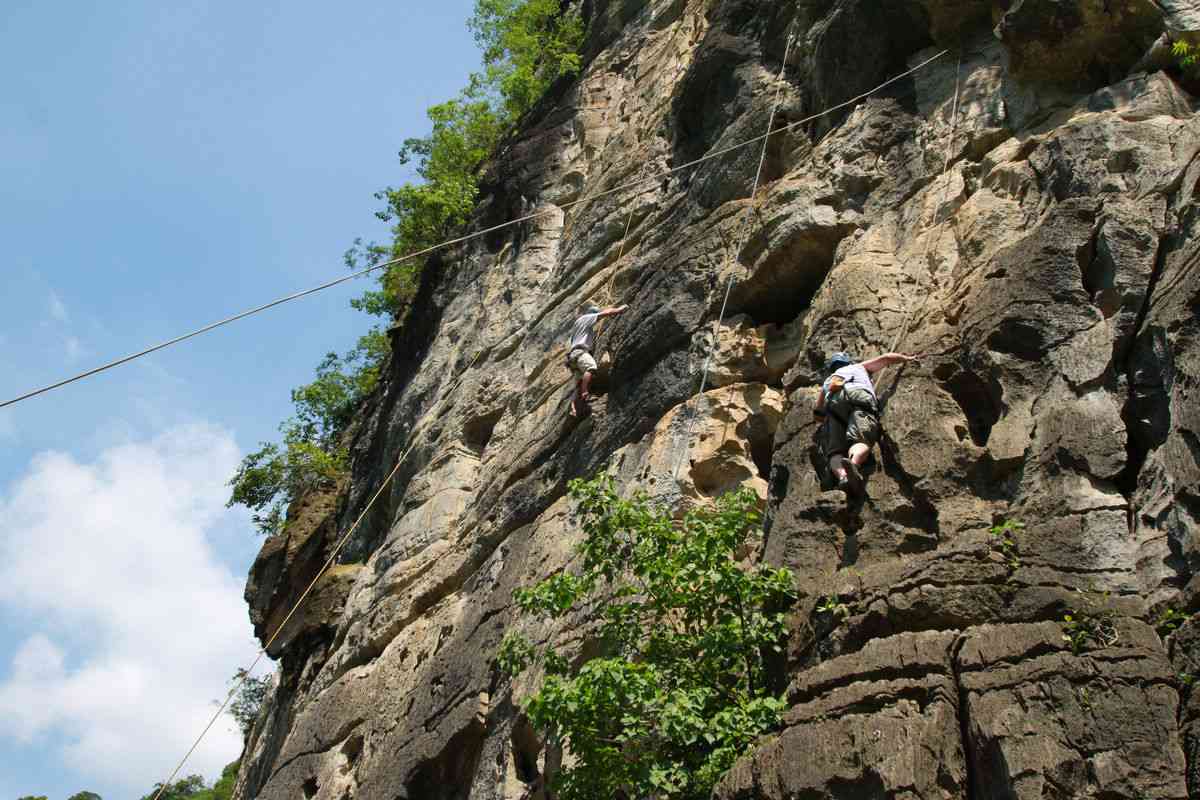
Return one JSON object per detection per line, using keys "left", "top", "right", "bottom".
{"left": 826, "top": 351, "right": 853, "bottom": 371}
{"left": 585, "top": 304, "right": 601, "bottom": 315}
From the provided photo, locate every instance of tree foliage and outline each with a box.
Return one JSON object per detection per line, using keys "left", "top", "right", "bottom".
{"left": 1174, "top": 40, "right": 1199, "bottom": 78}
{"left": 67, "top": 793, "right": 102, "bottom": 800}
{"left": 228, "top": 669, "right": 272, "bottom": 737}
{"left": 230, "top": 1, "right": 586, "bottom": 537}
{"left": 137, "top": 761, "right": 238, "bottom": 800}
{"left": 227, "top": 329, "right": 387, "bottom": 535}
{"left": 138, "top": 775, "right": 206, "bottom": 800}
{"left": 470, "top": 0, "right": 585, "bottom": 118}
{"left": 499, "top": 476, "right": 796, "bottom": 800}
{"left": 347, "top": 93, "right": 506, "bottom": 319}
{"left": 348, "top": 0, "right": 585, "bottom": 320}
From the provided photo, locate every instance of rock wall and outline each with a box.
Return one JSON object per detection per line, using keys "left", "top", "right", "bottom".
{"left": 232, "top": 1, "right": 1200, "bottom": 798}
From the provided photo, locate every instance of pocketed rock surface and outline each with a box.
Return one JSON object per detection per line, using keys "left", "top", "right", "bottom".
{"left": 232, "top": 1, "right": 1200, "bottom": 798}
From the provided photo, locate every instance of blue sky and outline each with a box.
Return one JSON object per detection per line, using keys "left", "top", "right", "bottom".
{"left": 0, "top": 1, "right": 479, "bottom": 797}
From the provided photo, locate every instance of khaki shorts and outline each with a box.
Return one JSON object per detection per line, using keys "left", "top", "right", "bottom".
{"left": 846, "top": 409, "right": 880, "bottom": 448}
{"left": 567, "top": 347, "right": 597, "bottom": 377}
{"left": 823, "top": 410, "right": 880, "bottom": 455}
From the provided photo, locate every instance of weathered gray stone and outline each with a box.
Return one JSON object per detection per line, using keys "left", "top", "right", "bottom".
{"left": 232, "top": 0, "right": 1200, "bottom": 798}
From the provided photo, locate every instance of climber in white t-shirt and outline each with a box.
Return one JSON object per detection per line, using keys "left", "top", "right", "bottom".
{"left": 813, "top": 350, "right": 917, "bottom": 495}
{"left": 567, "top": 303, "right": 628, "bottom": 417}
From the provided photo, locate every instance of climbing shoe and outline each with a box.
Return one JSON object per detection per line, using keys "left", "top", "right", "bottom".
{"left": 844, "top": 461, "right": 864, "bottom": 496}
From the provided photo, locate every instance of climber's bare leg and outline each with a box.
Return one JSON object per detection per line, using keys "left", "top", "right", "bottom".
{"left": 829, "top": 454, "right": 847, "bottom": 480}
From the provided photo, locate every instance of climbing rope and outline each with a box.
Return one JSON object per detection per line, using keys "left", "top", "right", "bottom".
{"left": 148, "top": 47, "right": 955, "bottom": 791}
{"left": 1, "top": 49, "right": 948, "bottom": 412}
{"left": 876, "top": 50, "right": 964, "bottom": 407}
{"left": 672, "top": 24, "right": 798, "bottom": 480}
{"left": 150, "top": 343, "right": 488, "bottom": 800}
{"left": 602, "top": 204, "right": 638, "bottom": 307}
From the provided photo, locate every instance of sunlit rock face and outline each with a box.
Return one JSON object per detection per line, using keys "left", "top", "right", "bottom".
{"left": 233, "top": 1, "right": 1200, "bottom": 798}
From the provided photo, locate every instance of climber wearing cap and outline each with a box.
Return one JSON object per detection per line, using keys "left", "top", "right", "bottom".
{"left": 567, "top": 302, "right": 628, "bottom": 417}
{"left": 813, "top": 350, "right": 917, "bottom": 494}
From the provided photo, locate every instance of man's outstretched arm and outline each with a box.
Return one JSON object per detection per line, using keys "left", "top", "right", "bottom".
{"left": 860, "top": 352, "right": 918, "bottom": 373}
{"left": 598, "top": 305, "right": 628, "bottom": 318}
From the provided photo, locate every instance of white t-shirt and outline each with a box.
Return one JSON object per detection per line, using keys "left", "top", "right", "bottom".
{"left": 569, "top": 313, "right": 601, "bottom": 351}
{"left": 821, "top": 363, "right": 876, "bottom": 400}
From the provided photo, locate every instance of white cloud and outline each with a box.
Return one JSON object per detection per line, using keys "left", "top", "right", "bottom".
{"left": 48, "top": 290, "right": 69, "bottom": 323}
{"left": 64, "top": 334, "right": 85, "bottom": 361}
{"left": 0, "top": 423, "right": 260, "bottom": 794}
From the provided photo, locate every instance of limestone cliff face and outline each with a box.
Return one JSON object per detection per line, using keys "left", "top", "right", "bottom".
{"left": 232, "top": 1, "right": 1200, "bottom": 798}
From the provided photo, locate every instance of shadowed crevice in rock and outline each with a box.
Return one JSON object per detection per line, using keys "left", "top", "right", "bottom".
{"left": 463, "top": 409, "right": 505, "bottom": 456}
{"left": 949, "top": 634, "right": 979, "bottom": 800}
{"left": 729, "top": 206, "right": 858, "bottom": 326}
{"left": 933, "top": 359, "right": 1003, "bottom": 447}
{"left": 876, "top": 438, "right": 940, "bottom": 550}
{"left": 405, "top": 719, "right": 487, "bottom": 800}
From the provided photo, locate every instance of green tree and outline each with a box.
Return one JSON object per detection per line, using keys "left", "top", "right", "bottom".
{"left": 470, "top": 0, "right": 585, "bottom": 118}
{"left": 499, "top": 476, "right": 795, "bottom": 800}
{"left": 138, "top": 775, "right": 206, "bottom": 800}
{"left": 227, "top": 329, "right": 387, "bottom": 534}
{"left": 348, "top": 0, "right": 585, "bottom": 320}
{"left": 351, "top": 93, "right": 505, "bottom": 319}
{"left": 17, "top": 796, "right": 49, "bottom": 800}
{"left": 233, "top": 1, "right": 588, "bottom": 536}
{"left": 209, "top": 761, "right": 240, "bottom": 800}
{"left": 1174, "top": 40, "right": 1199, "bottom": 78}
{"left": 138, "top": 762, "right": 238, "bottom": 800}
{"left": 228, "top": 669, "right": 271, "bottom": 737}
{"left": 67, "top": 793, "right": 102, "bottom": 800}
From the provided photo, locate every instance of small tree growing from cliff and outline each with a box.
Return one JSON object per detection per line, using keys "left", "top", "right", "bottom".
{"left": 227, "top": 668, "right": 272, "bottom": 737}
{"left": 227, "top": 329, "right": 388, "bottom": 534}
{"left": 498, "top": 476, "right": 795, "bottom": 800}
{"left": 1173, "top": 40, "right": 1199, "bottom": 79}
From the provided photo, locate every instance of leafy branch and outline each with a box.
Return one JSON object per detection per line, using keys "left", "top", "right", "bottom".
{"left": 1062, "top": 597, "right": 1119, "bottom": 655}
{"left": 499, "top": 475, "right": 796, "bottom": 800}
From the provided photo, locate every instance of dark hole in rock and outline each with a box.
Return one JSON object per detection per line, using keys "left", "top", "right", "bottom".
{"left": 745, "top": 416, "right": 775, "bottom": 480}
{"left": 734, "top": 248, "right": 838, "bottom": 324}
{"left": 940, "top": 369, "right": 1002, "bottom": 447}
{"left": 671, "top": 47, "right": 746, "bottom": 168}
{"left": 342, "top": 733, "right": 364, "bottom": 765}
{"left": 769, "top": 463, "right": 790, "bottom": 502}
{"left": 511, "top": 716, "right": 542, "bottom": 784}
{"left": 464, "top": 409, "right": 504, "bottom": 455}
{"left": 985, "top": 318, "right": 1045, "bottom": 361}
{"left": 475, "top": 189, "right": 521, "bottom": 254}
{"left": 584, "top": 359, "right": 612, "bottom": 397}
{"left": 302, "top": 778, "right": 319, "bottom": 800}
{"left": 405, "top": 722, "right": 486, "bottom": 800}
{"left": 730, "top": 219, "right": 854, "bottom": 325}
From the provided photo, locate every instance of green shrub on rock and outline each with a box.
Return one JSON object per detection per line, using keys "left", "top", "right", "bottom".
{"left": 227, "top": 330, "right": 386, "bottom": 535}
{"left": 499, "top": 476, "right": 795, "bottom": 800}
